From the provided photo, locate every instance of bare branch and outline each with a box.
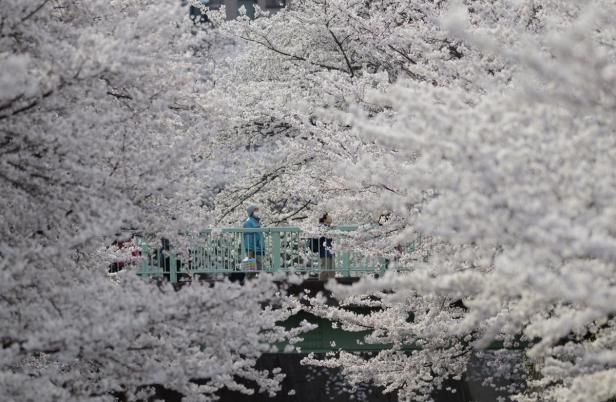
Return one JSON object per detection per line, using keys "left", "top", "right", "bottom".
{"left": 328, "top": 28, "right": 355, "bottom": 77}
{"left": 21, "top": 0, "right": 52, "bottom": 23}
{"left": 0, "top": 88, "right": 54, "bottom": 121}
{"left": 272, "top": 200, "right": 314, "bottom": 224}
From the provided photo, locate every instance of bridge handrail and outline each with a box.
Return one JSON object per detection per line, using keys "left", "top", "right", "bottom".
{"left": 198, "top": 225, "right": 360, "bottom": 235}
{"left": 137, "top": 225, "right": 415, "bottom": 282}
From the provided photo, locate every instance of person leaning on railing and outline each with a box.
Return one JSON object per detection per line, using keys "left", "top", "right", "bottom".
{"left": 243, "top": 204, "right": 265, "bottom": 271}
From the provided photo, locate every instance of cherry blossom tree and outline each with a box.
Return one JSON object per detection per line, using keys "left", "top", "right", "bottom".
{"left": 212, "top": 0, "right": 616, "bottom": 401}
{"left": 322, "top": 1, "right": 616, "bottom": 401}
{"left": 204, "top": 1, "right": 501, "bottom": 400}
{"left": 207, "top": 0, "right": 505, "bottom": 227}
{"left": 204, "top": 0, "right": 415, "bottom": 226}
{"left": 1, "top": 1, "right": 302, "bottom": 400}
{"left": 7, "top": 0, "right": 614, "bottom": 400}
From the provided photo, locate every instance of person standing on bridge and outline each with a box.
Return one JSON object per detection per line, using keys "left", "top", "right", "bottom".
{"left": 319, "top": 213, "right": 336, "bottom": 281}
{"left": 243, "top": 204, "right": 265, "bottom": 275}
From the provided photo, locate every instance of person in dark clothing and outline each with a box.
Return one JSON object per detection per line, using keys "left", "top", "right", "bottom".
{"left": 158, "top": 237, "right": 182, "bottom": 281}
{"left": 159, "top": 237, "right": 171, "bottom": 280}
{"left": 318, "top": 213, "right": 336, "bottom": 281}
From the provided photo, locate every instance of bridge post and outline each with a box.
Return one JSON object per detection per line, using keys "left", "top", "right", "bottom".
{"left": 170, "top": 253, "right": 178, "bottom": 283}
{"left": 136, "top": 239, "right": 150, "bottom": 278}
{"left": 341, "top": 251, "right": 351, "bottom": 277}
{"left": 379, "top": 256, "right": 387, "bottom": 276}
{"left": 271, "top": 231, "right": 281, "bottom": 272}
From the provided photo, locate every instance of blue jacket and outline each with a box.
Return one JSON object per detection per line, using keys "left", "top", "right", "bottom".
{"left": 243, "top": 215, "right": 265, "bottom": 255}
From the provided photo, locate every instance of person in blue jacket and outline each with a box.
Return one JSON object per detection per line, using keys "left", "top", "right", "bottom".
{"left": 243, "top": 204, "right": 265, "bottom": 272}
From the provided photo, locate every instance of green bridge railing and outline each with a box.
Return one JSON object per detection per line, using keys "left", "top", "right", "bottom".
{"left": 136, "top": 225, "right": 414, "bottom": 283}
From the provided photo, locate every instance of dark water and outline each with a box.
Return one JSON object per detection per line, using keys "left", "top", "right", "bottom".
{"left": 216, "top": 352, "right": 523, "bottom": 402}
{"left": 149, "top": 351, "right": 523, "bottom": 401}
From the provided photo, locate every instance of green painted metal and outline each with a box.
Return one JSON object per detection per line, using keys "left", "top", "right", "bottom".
{"left": 271, "top": 231, "right": 281, "bottom": 272}
{"left": 170, "top": 254, "right": 178, "bottom": 284}
{"left": 137, "top": 225, "right": 415, "bottom": 283}
{"left": 276, "top": 311, "right": 411, "bottom": 353}
{"left": 341, "top": 251, "right": 351, "bottom": 278}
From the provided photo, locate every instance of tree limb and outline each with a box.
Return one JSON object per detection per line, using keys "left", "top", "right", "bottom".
{"left": 272, "top": 199, "right": 314, "bottom": 224}
{"left": 0, "top": 88, "right": 54, "bottom": 121}
{"left": 328, "top": 28, "right": 355, "bottom": 78}
{"left": 21, "top": 0, "right": 51, "bottom": 23}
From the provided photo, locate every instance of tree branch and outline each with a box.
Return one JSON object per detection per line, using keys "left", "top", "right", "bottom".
{"left": 0, "top": 94, "right": 25, "bottom": 112}
{"left": 107, "top": 91, "right": 133, "bottom": 100}
{"left": 216, "top": 157, "right": 314, "bottom": 223}
{"left": 0, "top": 88, "right": 54, "bottom": 121}
{"left": 328, "top": 28, "right": 355, "bottom": 78}
{"left": 387, "top": 44, "right": 417, "bottom": 65}
{"left": 237, "top": 33, "right": 351, "bottom": 74}
{"left": 21, "top": 0, "right": 51, "bottom": 23}
{"left": 272, "top": 200, "right": 314, "bottom": 224}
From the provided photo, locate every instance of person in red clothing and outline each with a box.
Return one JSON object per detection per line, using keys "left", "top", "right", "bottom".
{"left": 108, "top": 235, "right": 140, "bottom": 273}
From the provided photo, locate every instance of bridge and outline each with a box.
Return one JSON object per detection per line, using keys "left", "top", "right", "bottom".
{"left": 133, "top": 227, "right": 522, "bottom": 358}
{"left": 136, "top": 225, "right": 417, "bottom": 283}
{"left": 134, "top": 226, "right": 424, "bottom": 354}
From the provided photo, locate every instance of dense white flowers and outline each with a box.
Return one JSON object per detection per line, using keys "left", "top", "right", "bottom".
{"left": 1, "top": 1, "right": 295, "bottom": 400}
{"left": 4, "top": 0, "right": 616, "bottom": 400}
{"left": 219, "top": 0, "right": 616, "bottom": 400}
